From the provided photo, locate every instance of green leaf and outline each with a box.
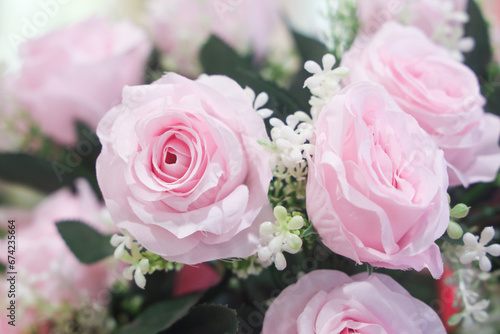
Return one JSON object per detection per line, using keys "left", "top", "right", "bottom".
{"left": 464, "top": 0, "right": 492, "bottom": 79}
{"left": 0, "top": 153, "right": 77, "bottom": 193}
{"left": 167, "top": 304, "right": 239, "bottom": 334}
{"left": 56, "top": 220, "right": 114, "bottom": 264}
{"left": 293, "top": 31, "right": 329, "bottom": 66}
{"left": 73, "top": 122, "right": 103, "bottom": 199}
{"left": 143, "top": 48, "right": 164, "bottom": 84}
{"left": 200, "top": 35, "right": 253, "bottom": 79}
{"left": 118, "top": 294, "right": 201, "bottom": 334}
{"left": 287, "top": 32, "right": 329, "bottom": 112}
{"left": 200, "top": 35, "right": 302, "bottom": 123}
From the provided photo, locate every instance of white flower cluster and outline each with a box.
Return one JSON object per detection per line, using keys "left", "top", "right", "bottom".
{"left": 425, "top": 1, "right": 474, "bottom": 61}
{"left": 303, "top": 54, "right": 349, "bottom": 121}
{"left": 111, "top": 231, "right": 151, "bottom": 289}
{"left": 450, "top": 268, "right": 492, "bottom": 329}
{"left": 443, "top": 226, "right": 500, "bottom": 328}
{"left": 262, "top": 113, "right": 315, "bottom": 180}
{"left": 258, "top": 206, "right": 305, "bottom": 271}
{"left": 111, "top": 230, "right": 183, "bottom": 289}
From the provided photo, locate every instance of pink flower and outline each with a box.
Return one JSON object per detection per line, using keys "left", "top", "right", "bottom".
{"left": 262, "top": 270, "right": 446, "bottom": 333}
{"left": 147, "top": 0, "right": 280, "bottom": 76}
{"left": 96, "top": 73, "right": 273, "bottom": 264}
{"left": 306, "top": 82, "right": 449, "bottom": 278}
{"left": 0, "top": 180, "right": 118, "bottom": 331}
{"left": 343, "top": 22, "right": 500, "bottom": 187}
{"left": 357, "top": 0, "right": 467, "bottom": 37}
{"left": 10, "top": 17, "right": 151, "bottom": 145}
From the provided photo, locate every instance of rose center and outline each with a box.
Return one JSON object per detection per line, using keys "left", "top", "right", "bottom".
{"left": 165, "top": 151, "right": 177, "bottom": 165}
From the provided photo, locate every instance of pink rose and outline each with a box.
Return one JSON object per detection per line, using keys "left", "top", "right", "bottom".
{"left": 10, "top": 17, "right": 151, "bottom": 145}
{"left": 343, "top": 22, "right": 500, "bottom": 187}
{"left": 357, "top": 0, "right": 467, "bottom": 37}
{"left": 96, "top": 73, "right": 273, "bottom": 264}
{"left": 0, "top": 180, "right": 118, "bottom": 331}
{"left": 263, "top": 270, "right": 446, "bottom": 333}
{"left": 306, "top": 82, "right": 449, "bottom": 278}
{"left": 147, "top": 0, "right": 280, "bottom": 76}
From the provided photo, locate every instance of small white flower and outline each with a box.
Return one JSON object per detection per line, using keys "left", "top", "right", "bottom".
{"left": 460, "top": 227, "right": 500, "bottom": 272}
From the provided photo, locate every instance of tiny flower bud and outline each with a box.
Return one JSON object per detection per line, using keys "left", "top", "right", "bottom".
{"left": 447, "top": 221, "right": 463, "bottom": 240}
{"left": 450, "top": 203, "right": 469, "bottom": 219}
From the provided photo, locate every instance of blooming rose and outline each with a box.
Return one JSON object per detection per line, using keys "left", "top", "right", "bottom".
{"left": 10, "top": 17, "right": 151, "bottom": 145}
{"left": 96, "top": 73, "right": 273, "bottom": 264}
{"left": 306, "top": 82, "right": 449, "bottom": 278}
{"left": 262, "top": 270, "right": 446, "bottom": 333}
{"left": 0, "top": 180, "right": 118, "bottom": 332}
{"left": 147, "top": 0, "right": 280, "bottom": 76}
{"left": 342, "top": 22, "right": 500, "bottom": 187}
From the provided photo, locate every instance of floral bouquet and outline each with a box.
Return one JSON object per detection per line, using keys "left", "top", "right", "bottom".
{"left": 1, "top": 0, "right": 500, "bottom": 333}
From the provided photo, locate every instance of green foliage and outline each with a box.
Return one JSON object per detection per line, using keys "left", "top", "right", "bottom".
{"left": 0, "top": 153, "right": 76, "bottom": 193}
{"left": 118, "top": 294, "right": 201, "bottom": 334}
{"left": 167, "top": 304, "right": 239, "bottom": 334}
{"left": 0, "top": 122, "right": 101, "bottom": 198}
{"left": 464, "top": 0, "right": 492, "bottom": 79}
{"left": 56, "top": 220, "right": 114, "bottom": 264}
{"left": 200, "top": 35, "right": 302, "bottom": 125}
{"left": 287, "top": 32, "right": 329, "bottom": 112}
